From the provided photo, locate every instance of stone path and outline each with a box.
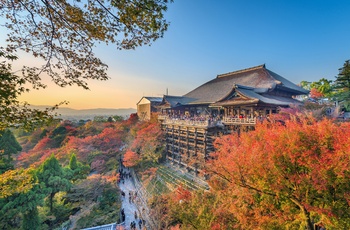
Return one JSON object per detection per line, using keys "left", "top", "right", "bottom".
{"left": 119, "top": 178, "right": 144, "bottom": 230}
{"left": 117, "top": 165, "right": 151, "bottom": 230}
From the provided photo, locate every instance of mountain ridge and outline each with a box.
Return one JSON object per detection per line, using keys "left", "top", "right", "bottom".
{"left": 29, "top": 105, "right": 136, "bottom": 120}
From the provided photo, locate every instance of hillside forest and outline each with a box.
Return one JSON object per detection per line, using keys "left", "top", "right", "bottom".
{"left": 1, "top": 108, "right": 350, "bottom": 230}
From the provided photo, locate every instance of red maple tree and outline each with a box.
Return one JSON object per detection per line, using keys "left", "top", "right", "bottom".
{"left": 208, "top": 115, "right": 350, "bottom": 229}
{"left": 123, "top": 150, "right": 140, "bottom": 167}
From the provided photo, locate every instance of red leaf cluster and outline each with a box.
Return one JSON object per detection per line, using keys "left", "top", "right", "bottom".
{"left": 208, "top": 116, "right": 350, "bottom": 228}
{"left": 310, "top": 88, "right": 324, "bottom": 98}
{"left": 123, "top": 150, "right": 140, "bottom": 167}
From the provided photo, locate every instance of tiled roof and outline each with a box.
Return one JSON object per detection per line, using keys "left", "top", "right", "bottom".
{"left": 211, "top": 87, "right": 302, "bottom": 107}
{"left": 136, "top": 96, "right": 163, "bottom": 105}
{"left": 238, "top": 87, "right": 303, "bottom": 105}
{"left": 183, "top": 64, "right": 308, "bottom": 105}
{"left": 160, "top": 95, "right": 196, "bottom": 108}
{"left": 144, "top": 97, "right": 163, "bottom": 102}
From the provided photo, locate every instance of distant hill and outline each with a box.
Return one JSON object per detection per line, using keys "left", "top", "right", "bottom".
{"left": 29, "top": 105, "right": 136, "bottom": 121}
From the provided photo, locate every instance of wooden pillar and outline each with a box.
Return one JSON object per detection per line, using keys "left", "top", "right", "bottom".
{"left": 178, "top": 126, "right": 181, "bottom": 149}
{"left": 194, "top": 128, "right": 197, "bottom": 156}
{"left": 172, "top": 125, "right": 174, "bottom": 162}
{"left": 204, "top": 130, "right": 207, "bottom": 160}
{"left": 186, "top": 127, "right": 189, "bottom": 157}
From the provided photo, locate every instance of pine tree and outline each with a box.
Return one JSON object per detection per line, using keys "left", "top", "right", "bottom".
{"left": 334, "top": 60, "right": 350, "bottom": 110}
{"left": 0, "top": 129, "right": 22, "bottom": 173}
{"left": 36, "top": 154, "right": 71, "bottom": 213}
{"left": 0, "top": 129, "right": 22, "bottom": 160}
{"left": 0, "top": 168, "right": 44, "bottom": 229}
{"left": 68, "top": 153, "right": 90, "bottom": 181}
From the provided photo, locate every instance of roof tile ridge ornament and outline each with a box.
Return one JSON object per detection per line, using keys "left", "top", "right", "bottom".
{"left": 216, "top": 64, "right": 266, "bottom": 78}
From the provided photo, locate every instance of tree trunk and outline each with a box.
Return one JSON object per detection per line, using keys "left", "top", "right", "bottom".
{"left": 291, "top": 198, "right": 314, "bottom": 230}
{"left": 50, "top": 192, "right": 54, "bottom": 213}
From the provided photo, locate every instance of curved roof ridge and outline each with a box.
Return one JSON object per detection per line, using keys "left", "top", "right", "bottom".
{"left": 235, "top": 84, "right": 255, "bottom": 90}
{"left": 217, "top": 64, "right": 266, "bottom": 78}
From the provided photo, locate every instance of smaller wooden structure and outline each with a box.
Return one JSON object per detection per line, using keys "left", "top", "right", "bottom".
{"left": 136, "top": 97, "right": 162, "bottom": 121}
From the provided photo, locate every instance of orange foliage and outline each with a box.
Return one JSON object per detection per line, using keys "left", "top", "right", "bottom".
{"left": 32, "top": 137, "right": 51, "bottom": 151}
{"left": 141, "top": 167, "right": 158, "bottom": 181}
{"left": 208, "top": 116, "right": 350, "bottom": 229}
{"left": 169, "top": 225, "right": 181, "bottom": 230}
{"left": 131, "top": 122, "right": 163, "bottom": 150}
{"left": 174, "top": 186, "right": 192, "bottom": 203}
{"left": 310, "top": 87, "right": 324, "bottom": 98}
{"left": 123, "top": 150, "right": 140, "bottom": 167}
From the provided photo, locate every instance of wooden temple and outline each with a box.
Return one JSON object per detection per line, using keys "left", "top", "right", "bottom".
{"left": 143, "top": 64, "right": 308, "bottom": 173}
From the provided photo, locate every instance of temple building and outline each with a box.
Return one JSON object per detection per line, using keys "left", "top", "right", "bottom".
{"left": 138, "top": 64, "right": 308, "bottom": 174}
{"left": 136, "top": 96, "right": 162, "bottom": 121}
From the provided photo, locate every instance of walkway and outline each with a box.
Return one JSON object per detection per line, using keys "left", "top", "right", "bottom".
{"left": 118, "top": 163, "right": 155, "bottom": 230}
{"left": 119, "top": 173, "right": 145, "bottom": 230}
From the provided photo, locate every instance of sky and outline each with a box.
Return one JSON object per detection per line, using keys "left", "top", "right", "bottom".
{"left": 6, "top": 0, "right": 350, "bottom": 109}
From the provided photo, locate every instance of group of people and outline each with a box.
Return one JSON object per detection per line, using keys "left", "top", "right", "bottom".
{"left": 129, "top": 219, "right": 143, "bottom": 229}
{"left": 129, "top": 190, "right": 138, "bottom": 203}
{"left": 118, "top": 162, "right": 132, "bottom": 184}
{"left": 120, "top": 208, "right": 126, "bottom": 222}
{"left": 118, "top": 157, "right": 147, "bottom": 230}
{"left": 164, "top": 114, "right": 221, "bottom": 122}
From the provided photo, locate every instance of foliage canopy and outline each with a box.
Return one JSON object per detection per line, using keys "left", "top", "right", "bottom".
{"left": 0, "top": 0, "right": 171, "bottom": 129}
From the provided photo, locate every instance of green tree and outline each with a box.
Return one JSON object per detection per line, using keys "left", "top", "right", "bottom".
{"left": 0, "top": 168, "right": 44, "bottom": 230}
{"left": 67, "top": 153, "right": 90, "bottom": 181}
{"left": 310, "top": 78, "right": 334, "bottom": 98}
{"left": 334, "top": 60, "right": 350, "bottom": 111}
{"left": 113, "top": 115, "right": 124, "bottom": 122}
{"left": 22, "top": 207, "right": 40, "bottom": 230}
{"left": 36, "top": 154, "right": 71, "bottom": 213}
{"left": 0, "top": 129, "right": 22, "bottom": 173}
{"left": 0, "top": 0, "right": 171, "bottom": 129}
{"left": 300, "top": 80, "right": 312, "bottom": 90}
{"left": 0, "top": 129, "right": 22, "bottom": 160}
{"left": 0, "top": 52, "right": 61, "bottom": 130}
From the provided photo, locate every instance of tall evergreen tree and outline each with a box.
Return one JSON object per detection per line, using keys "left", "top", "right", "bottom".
{"left": 22, "top": 207, "right": 40, "bottom": 230}
{"left": 0, "top": 129, "right": 22, "bottom": 173}
{"left": 334, "top": 60, "right": 350, "bottom": 111}
{"left": 0, "top": 168, "right": 44, "bottom": 230}
{"left": 36, "top": 154, "right": 71, "bottom": 213}
{"left": 0, "top": 129, "right": 22, "bottom": 160}
{"left": 67, "top": 153, "right": 90, "bottom": 181}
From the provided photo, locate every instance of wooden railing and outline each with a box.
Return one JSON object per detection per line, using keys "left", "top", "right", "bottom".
{"left": 162, "top": 118, "right": 219, "bottom": 127}
{"left": 159, "top": 116, "right": 257, "bottom": 127}
{"left": 222, "top": 117, "right": 257, "bottom": 125}
{"left": 157, "top": 114, "right": 167, "bottom": 120}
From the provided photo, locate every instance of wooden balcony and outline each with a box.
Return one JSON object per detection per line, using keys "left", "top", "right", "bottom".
{"left": 222, "top": 117, "right": 256, "bottom": 125}
{"left": 161, "top": 116, "right": 257, "bottom": 127}
{"left": 158, "top": 114, "right": 168, "bottom": 121}
{"left": 162, "top": 118, "right": 219, "bottom": 128}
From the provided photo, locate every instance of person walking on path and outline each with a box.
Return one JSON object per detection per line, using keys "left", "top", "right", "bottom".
{"left": 118, "top": 165, "right": 139, "bottom": 229}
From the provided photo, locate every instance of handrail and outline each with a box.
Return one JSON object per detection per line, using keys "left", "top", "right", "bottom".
{"left": 162, "top": 118, "right": 219, "bottom": 127}
{"left": 222, "top": 117, "right": 257, "bottom": 124}
{"left": 160, "top": 116, "right": 257, "bottom": 127}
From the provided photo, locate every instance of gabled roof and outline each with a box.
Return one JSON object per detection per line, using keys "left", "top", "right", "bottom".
{"left": 211, "top": 85, "right": 302, "bottom": 107}
{"left": 183, "top": 64, "right": 308, "bottom": 105}
{"left": 237, "top": 87, "right": 303, "bottom": 106}
{"left": 136, "top": 96, "right": 162, "bottom": 105}
{"left": 159, "top": 95, "right": 196, "bottom": 108}
{"left": 144, "top": 97, "right": 163, "bottom": 102}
